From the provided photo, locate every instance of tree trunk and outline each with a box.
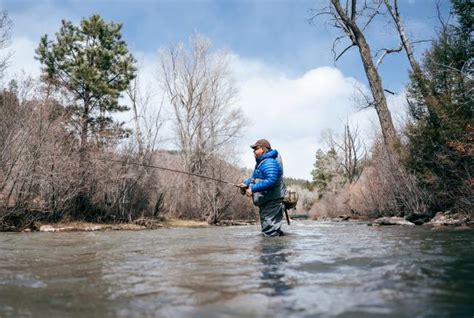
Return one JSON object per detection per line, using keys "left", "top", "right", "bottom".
{"left": 80, "top": 104, "right": 89, "bottom": 159}
{"left": 384, "top": 0, "right": 439, "bottom": 121}
{"left": 331, "top": 0, "right": 400, "bottom": 162}
{"left": 75, "top": 100, "right": 90, "bottom": 220}
{"left": 128, "top": 82, "right": 144, "bottom": 158}
{"left": 357, "top": 36, "right": 400, "bottom": 161}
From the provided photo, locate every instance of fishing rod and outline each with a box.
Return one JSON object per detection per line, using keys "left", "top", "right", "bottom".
{"left": 92, "top": 157, "right": 240, "bottom": 187}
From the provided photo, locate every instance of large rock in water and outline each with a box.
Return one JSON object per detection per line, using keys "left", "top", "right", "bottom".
{"left": 427, "top": 212, "right": 470, "bottom": 227}
{"left": 405, "top": 212, "right": 432, "bottom": 225}
{"left": 371, "top": 216, "right": 415, "bottom": 226}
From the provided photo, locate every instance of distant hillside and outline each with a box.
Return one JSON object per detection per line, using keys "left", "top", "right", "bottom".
{"left": 284, "top": 177, "right": 314, "bottom": 191}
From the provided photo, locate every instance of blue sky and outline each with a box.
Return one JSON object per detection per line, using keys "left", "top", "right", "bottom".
{"left": 1, "top": 0, "right": 451, "bottom": 179}
{"left": 4, "top": 0, "right": 448, "bottom": 85}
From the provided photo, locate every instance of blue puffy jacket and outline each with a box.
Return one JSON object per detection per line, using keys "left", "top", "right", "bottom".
{"left": 244, "top": 149, "right": 286, "bottom": 205}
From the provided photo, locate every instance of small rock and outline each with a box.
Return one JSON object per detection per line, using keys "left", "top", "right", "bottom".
{"left": 430, "top": 212, "right": 445, "bottom": 223}
{"left": 337, "top": 215, "right": 351, "bottom": 221}
{"left": 31, "top": 221, "right": 42, "bottom": 231}
{"left": 39, "top": 225, "right": 57, "bottom": 232}
{"left": 134, "top": 218, "right": 162, "bottom": 229}
{"left": 406, "top": 212, "right": 432, "bottom": 225}
{"left": 371, "top": 216, "right": 415, "bottom": 226}
{"left": 85, "top": 225, "right": 103, "bottom": 231}
{"left": 427, "top": 212, "right": 470, "bottom": 227}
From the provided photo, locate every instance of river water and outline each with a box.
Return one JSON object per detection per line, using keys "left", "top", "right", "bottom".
{"left": 0, "top": 221, "right": 473, "bottom": 317}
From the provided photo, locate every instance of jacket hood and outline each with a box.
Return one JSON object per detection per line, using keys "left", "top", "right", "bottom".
{"left": 256, "top": 149, "right": 279, "bottom": 164}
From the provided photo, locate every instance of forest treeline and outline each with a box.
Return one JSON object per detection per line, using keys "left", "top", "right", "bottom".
{"left": 306, "top": 0, "right": 472, "bottom": 222}
{"left": 0, "top": 1, "right": 472, "bottom": 231}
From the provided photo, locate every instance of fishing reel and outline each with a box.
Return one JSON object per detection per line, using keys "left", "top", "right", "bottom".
{"left": 236, "top": 183, "right": 248, "bottom": 195}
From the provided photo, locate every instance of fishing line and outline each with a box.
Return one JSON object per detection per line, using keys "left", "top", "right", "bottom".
{"left": 91, "top": 157, "right": 240, "bottom": 186}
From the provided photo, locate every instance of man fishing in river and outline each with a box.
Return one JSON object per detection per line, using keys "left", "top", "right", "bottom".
{"left": 238, "top": 139, "right": 286, "bottom": 237}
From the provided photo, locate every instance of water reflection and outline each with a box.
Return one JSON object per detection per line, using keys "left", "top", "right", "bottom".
{"left": 259, "top": 237, "right": 293, "bottom": 296}
{"left": 0, "top": 232, "right": 113, "bottom": 318}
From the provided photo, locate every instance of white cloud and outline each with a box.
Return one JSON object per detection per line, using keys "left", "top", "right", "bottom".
{"left": 5, "top": 36, "right": 41, "bottom": 81}
{"left": 232, "top": 58, "right": 356, "bottom": 179}
{"left": 230, "top": 56, "right": 409, "bottom": 180}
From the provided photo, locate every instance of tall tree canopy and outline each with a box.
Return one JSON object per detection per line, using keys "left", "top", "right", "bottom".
{"left": 36, "top": 15, "right": 136, "bottom": 149}
{"left": 406, "top": 0, "right": 473, "bottom": 213}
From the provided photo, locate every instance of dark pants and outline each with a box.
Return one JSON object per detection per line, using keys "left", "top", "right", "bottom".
{"left": 259, "top": 199, "right": 284, "bottom": 237}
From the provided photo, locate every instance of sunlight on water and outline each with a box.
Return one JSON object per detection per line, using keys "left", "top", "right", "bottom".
{"left": 1, "top": 221, "right": 473, "bottom": 317}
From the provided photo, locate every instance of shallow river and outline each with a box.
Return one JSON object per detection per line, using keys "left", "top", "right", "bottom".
{"left": 1, "top": 221, "right": 473, "bottom": 317}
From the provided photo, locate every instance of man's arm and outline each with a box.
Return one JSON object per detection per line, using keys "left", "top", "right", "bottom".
{"left": 242, "top": 168, "right": 258, "bottom": 187}
{"left": 250, "top": 159, "right": 281, "bottom": 193}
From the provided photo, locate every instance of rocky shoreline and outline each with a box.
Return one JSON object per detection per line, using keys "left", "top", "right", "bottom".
{"left": 315, "top": 211, "right": 473, "bottom": 229}
{"left": 5, "top": 212, "right": 473, "bottom": 233}
{"left": 370, "top": 212, "right": 473, "bottom": 229}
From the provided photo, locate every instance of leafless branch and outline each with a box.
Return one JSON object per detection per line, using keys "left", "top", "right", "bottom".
{"left": 375, "top": 44, "right": 403, "bottom": 68}
{"left": 335, "top": 43, "right": 356, "bottom": 61}
{"left": 353, "top": 85, "right": 375, "bottom": 110}
{"left": 361, "top": 1, "right": 383, "bottom": 32}
{"left": 410, "top": 39, "right": 433, "bottom": 45}
{"left": 435, "top": 0, "right": 451, "bottom": 34}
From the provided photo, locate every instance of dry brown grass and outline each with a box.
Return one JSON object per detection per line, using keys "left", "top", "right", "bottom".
{"left": 309, "top": 185, "right": 350, "bottom": 219}
{"left": 309, "top": 136, "right": 429, "bottom": 220}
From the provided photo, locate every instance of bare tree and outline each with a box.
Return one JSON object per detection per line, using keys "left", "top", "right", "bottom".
{"left": 314, "top": 0, "right": 400, "bottom": 163}
{"left": 126, "top": 71, "right": 165, "bottom": 159}
{"left": 160, "top": 34, "right": 244, "bottom": 173}
{"left": 119, "top": 70, "right": 168, "bottom": 222}
{"left": 159, "top": 34, "right": 245, "bottom": 222}
{"left": 383, "top": 0, "right": 442, "bottom": 119}
{"left": 0, "top": 11, "right": 12, "bottom": 81}
{"left": 339, "top": 124, "right": 366, "bottom": 183}
{"left": 127, "top": 78, "right": 145, "bottom": 157}
{"left": 0, "top": 78, "right": 80, "bottom": 226}
{"left": 321, "top": 124, "right": 366, "bottom": 184}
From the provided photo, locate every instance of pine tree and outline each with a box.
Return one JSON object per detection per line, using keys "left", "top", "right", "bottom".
{"left": 405, "top": 0, "right": 473, "bottom": 212}
{"left": 36, "top": 15, "right": 137, "bottom": 152}
{"left": 311, "top": 149, "right": 342, "bottom": 193}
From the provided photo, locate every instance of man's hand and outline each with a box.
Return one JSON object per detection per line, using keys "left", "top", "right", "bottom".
{"left": 245, "top": 187, "right": 253, "bottom": 197}
{"left": 237, "top": 183, "right": 248, "bottom": 195}
{"left": 237, "top": 183, "right": 248, "bottom": 189}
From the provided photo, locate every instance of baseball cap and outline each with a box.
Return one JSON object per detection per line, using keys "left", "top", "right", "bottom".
{"left": 250, "top": 139, "right": 271, "bottom": 149}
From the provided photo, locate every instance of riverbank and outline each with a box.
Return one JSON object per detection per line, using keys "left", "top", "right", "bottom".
{"left": 3, "top": 210, "right": 472, "bottom": 233}
{"left": 18, "top": 218, "right": 258, "bottom": 233}
{"left": 21, "top": 219, "right": 204, "bottom": 233}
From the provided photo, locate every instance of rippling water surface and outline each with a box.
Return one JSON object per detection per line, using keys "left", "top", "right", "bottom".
{"left": 1, "top": 221, "right": 473, "bottom": 317}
